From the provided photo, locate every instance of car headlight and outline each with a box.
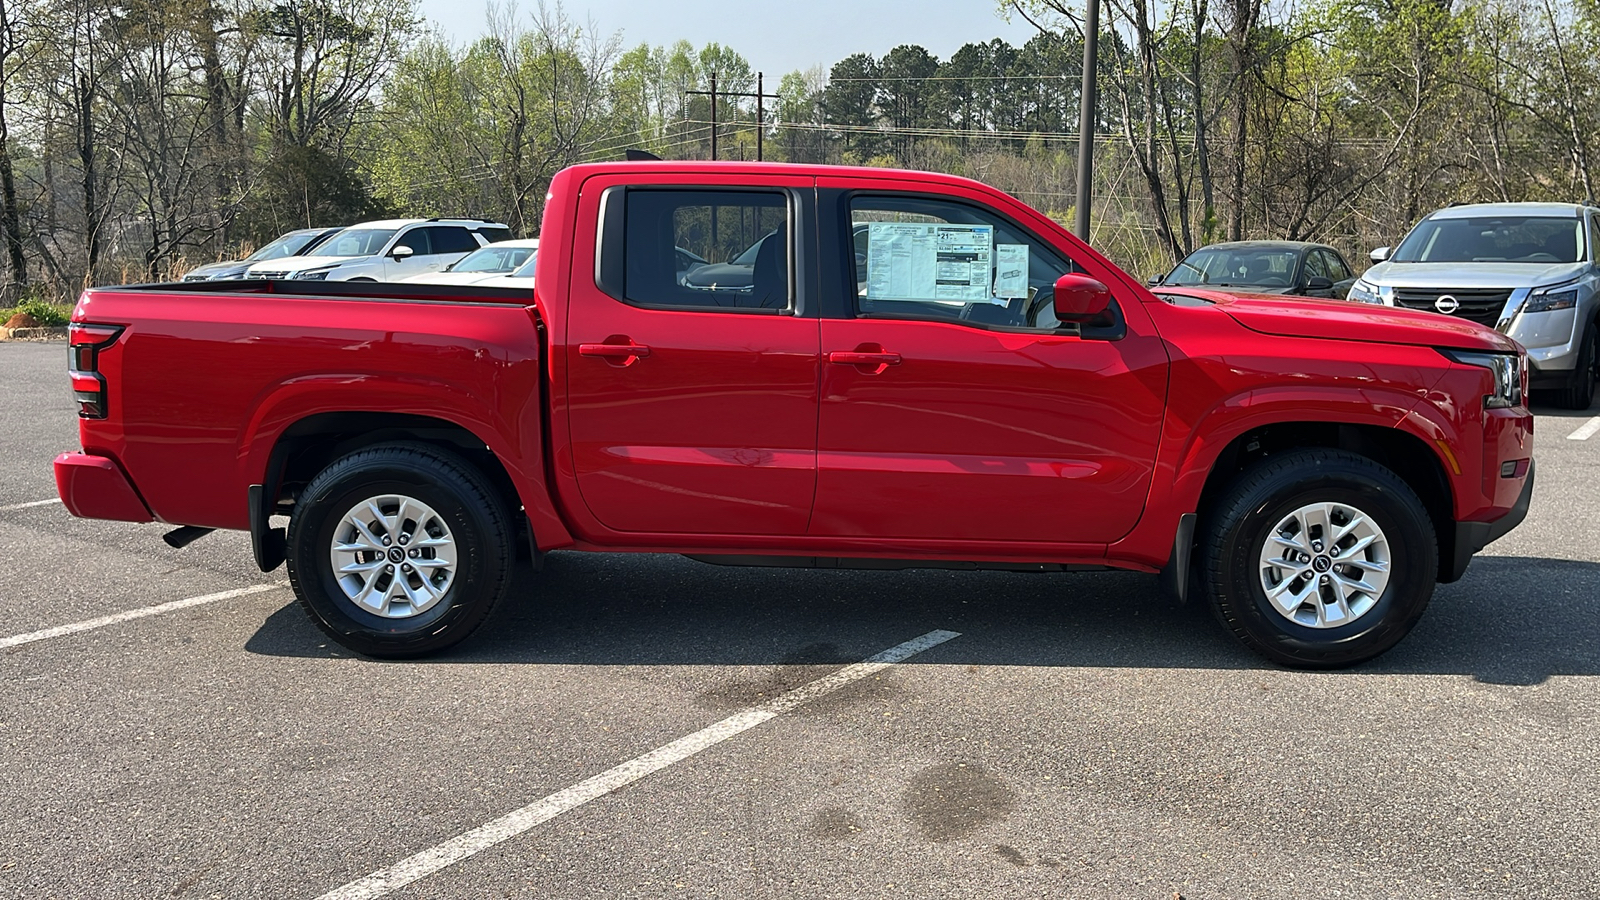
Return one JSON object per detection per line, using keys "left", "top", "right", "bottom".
{"left": 295, "top": 268, "right": 333, "bottom": 281}
{"left": 1439, "top": 349, "right": 1524, "bottom": 409}
{"left": 1523, "top": 284, "right": 1579, "bottom": 313}
{"left": 1347, "top": 278, "right": 1389, "bottom": 304}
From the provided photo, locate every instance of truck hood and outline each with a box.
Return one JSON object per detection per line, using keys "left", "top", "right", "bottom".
{"left": 1365, "top": 260, "right": 1587, "bottom": 289}
{"left": 1161, "top": 288, "right": 1521, "bottom": 353}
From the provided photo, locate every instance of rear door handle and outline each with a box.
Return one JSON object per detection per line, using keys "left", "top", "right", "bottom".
{"left": 579, "top": 340, "right": 651, "bottom": 366}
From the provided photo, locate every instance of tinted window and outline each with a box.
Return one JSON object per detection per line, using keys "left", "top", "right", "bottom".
{"left": 850, "top": 195, "right": 1074, "bottom": 330}
{"left": 623, "top": 190, "right": 790, "bottom": 311}
{"left": 422, "top": 226, "right": 480, "bottom": 254}
{"left": 1301, "top": 251, "right": 1327, "bottom": 280}
{"left": 1393, "top": 215, "right": 1585, "bottom": 263}
{"left": 478, "top": 227, "right": 513, "bottom": 243}
{"left": 1323, "top": 250, "right": 1353, "bottom": 281}
{"left": 392, "top": 229, "right": 430, "bottom": 255}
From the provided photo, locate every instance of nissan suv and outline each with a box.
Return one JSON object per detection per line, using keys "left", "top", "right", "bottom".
{"left": 1349, "top": 202, "right": 1599, "bottom": 408}
{"left": 243, "top": 218, "right": 512, "bottom": 282}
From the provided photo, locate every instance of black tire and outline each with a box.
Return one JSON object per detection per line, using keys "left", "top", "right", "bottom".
{"left": 1199, "top": 449, "right": 1437, "bottom": 669}
{"left": 286, "top": 442, "right": 513, "bottom": 658}
{"left": 1557, "top": 323, "right": 1597, "bottom": 410}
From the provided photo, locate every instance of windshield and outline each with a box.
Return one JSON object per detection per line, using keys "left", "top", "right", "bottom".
{"left": 318, "top": 228, "right": 396, "bottom": 258}
{"left": 732, "top": 232, "right": 775, "bottom": 266}
{"left": 507, "top": 252, "right": 538, "bottom": 278}
{"left": 1393, "top": 216, "right": 1585, "bottom": 263}
{"left": 1165, "top": 247, "right": 1299, "bottom": 287}
{"left": 452, "top": 245, "right": 536, "bottom": 273}
{"left": 245, "top": 231, "right": 320, "bottom": 262}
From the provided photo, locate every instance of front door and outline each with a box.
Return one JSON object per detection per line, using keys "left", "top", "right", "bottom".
{"left": 565, "top": 177, "right": 820, "bottom": 535}
{"left": 809, "top": 183, "right": 1169, "bottom": 545}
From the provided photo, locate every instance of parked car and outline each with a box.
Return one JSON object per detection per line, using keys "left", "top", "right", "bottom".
{"left": 181, "top": 227, "right": 342, "bottom": 282}
{"left": 57, "top": 161, "right": 1532, "bottom": 669}
{"left": 1151, "top": 241, "right": 1358, "bottom": 298}
{"left": 675, "top": 247, "right": 708, "bottom": 283}
{"left": 680, "top": 230, "right": 779, "bottom": 294}
{"left": 1349, "top": 202, "right": 1600, "bottom": 408}
{"left": 243, "top": 218, "right": 512, "bottom": 282}
{"left": 400, "top": 239, "right": 538, "bottom": 286}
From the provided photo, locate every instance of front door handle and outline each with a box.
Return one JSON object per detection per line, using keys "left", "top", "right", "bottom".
{"left": 828, "top": 344, "right": 902, "bottom": 375}
{"left": 579, "top": 338, "right": 651, "bottom": 367}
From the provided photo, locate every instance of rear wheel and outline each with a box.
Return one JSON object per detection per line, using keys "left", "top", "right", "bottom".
{"left": 286, "top": 443, "right": 513, "bottom": 658}
{"left": 1557, "top": 322, "right": 1597, "bottom": 410}
{"left": 1200, "top": 449, "right": 1437, "bottom": 668}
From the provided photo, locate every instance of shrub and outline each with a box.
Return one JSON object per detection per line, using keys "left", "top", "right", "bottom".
{"left": 6, "top": 297, "right": 71, "bottom": 327}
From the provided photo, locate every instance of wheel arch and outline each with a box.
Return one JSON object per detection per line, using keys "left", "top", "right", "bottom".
{"left": 1192, "top": 421, "right": 1458, "bottom": 582}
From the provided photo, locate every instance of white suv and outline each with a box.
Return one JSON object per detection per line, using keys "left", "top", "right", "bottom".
{"left": 1350, "top": 202, "right": 1600, "bottom": 409}
{"left": 243, "top": 218, "right": 512, "bottom": 282}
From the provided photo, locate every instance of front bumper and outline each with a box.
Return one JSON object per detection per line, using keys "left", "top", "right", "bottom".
{"left": 1446, "top": 459, "right": 1534, "bottom": 582}
{"left": 54, "top": 451, "right": 153, "bottom": 522}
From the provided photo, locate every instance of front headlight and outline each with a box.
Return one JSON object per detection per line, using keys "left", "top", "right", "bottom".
{"left": 295, "top": 268, "right": 333, "bottom": 281}
{"left": 1347, "top": 278, "right": 1389, "bottom": 304}
{"left": 1439, "top": 349, "right": 1524, "bottom": 409}
{"left": 1524, "top": 284, "right": 1579, "bottom": 313}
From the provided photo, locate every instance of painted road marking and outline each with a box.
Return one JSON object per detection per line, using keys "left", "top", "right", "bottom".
{"left": 0, "top": 497, "right": 61, "bottom": 512}
{"left": 0, "top": 583, "right": 285, "bottom": 650}
{"left": 316, "top": 628, "right": 963, "bottom": 900}
{"left": 1566, "top": 416, "right": 1600, "bottom": 441}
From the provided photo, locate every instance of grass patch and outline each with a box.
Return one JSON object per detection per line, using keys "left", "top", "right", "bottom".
{"left": 1, "top": 297, "right": 72, "bottom": 327}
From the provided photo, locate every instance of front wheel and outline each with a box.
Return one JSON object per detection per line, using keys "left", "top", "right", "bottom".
{"left": 1557, "top": 323, "right": 1597, "bottom": 410}
{"left": 286, "top": 443, "right": 513, "bottom": 658}
{"left": 1200, "top": 449, "right": 1437, "bottom": 668}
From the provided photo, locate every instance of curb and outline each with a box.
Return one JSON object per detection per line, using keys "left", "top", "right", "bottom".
{"left": 0, "top": 326, "right": 69, "bottom": 341}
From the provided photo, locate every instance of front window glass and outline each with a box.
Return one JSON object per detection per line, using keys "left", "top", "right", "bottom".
{"left": 246, "top": 231, "right": 317, "bottom": 261}
{"left": 850, "top": 195, "right": 1076, "bottom": 330}
{"left": 1393, "top": 216, "right": 1586, "bottom": 263}
{"left": 1165, "top": 247, "right": 1299, "bottom": 287}
{"left": 452, "top": 245, "right": 536, "bottom": 273}
{"left": 322, "top": 228, "right": 397, "bottom": 257}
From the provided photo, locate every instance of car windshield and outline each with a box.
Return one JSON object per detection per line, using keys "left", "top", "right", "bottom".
{"left": 1165, "top": 247, "right": 1299, "bottom": 287}
{"left": 451, "top": 245, "right": 535, "bottom": 273}
{"left": 732, "top": 232, "right": 774, "bottom": 266}
{"left": 245, "top": 231, "right": 320, "bottom": 262}
{"left": 319, "top": 228, "right": 396, "bottom": 258}
{"left": 506, "top": 252, "right": 538, "bottom": 278}
{"left": 1393, "top": 216, "right": 1585, "bottom": 263}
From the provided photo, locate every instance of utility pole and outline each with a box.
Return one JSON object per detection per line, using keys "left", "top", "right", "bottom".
{"left": 687, "top": 72, "right": 780, "bottom": 161}
{"left": 1075, "top": 0, "right": 1100, "bottom": 240}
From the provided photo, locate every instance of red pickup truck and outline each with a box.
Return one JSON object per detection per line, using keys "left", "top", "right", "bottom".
{"left": 55, "top": 161, "right": 1534, "bottom": 667}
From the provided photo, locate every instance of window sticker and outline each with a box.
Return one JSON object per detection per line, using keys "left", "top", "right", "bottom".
{"left": 994, "top": 244, "right": 1030, "bottom": 299}
{"left": 866, "top": 222, "right": 994, "bottom": 303}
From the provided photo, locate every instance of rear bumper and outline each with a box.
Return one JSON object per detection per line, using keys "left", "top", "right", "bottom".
{"left": 1446, "top": 459, "right": 1534, "bottom": 582}
{"left": 54, "top": 451, "right": 154, "bottom": 522}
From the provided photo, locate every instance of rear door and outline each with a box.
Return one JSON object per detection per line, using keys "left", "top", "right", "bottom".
{"left": 809, "top": 179, "right": 1169, "bottom": 544}
{"left": 563, "top": 174, "right": 821, "bottom": 535}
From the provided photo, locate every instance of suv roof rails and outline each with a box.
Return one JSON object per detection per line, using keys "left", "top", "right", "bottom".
{"left": 424, "top": 217, "right": 491, "bottom": 223}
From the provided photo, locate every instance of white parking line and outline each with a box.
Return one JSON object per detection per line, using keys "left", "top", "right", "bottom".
{"left": 316, "top": 628, "right": 963, "bottom": 900}
{"left": 1566, "top": 416, "right": 1600, "bottom": 441}
{"left": 0, "top": 497, "right": 61, "bottom": 512}
{"left": 0, "top": 583, "right": 285, "bottom": 650}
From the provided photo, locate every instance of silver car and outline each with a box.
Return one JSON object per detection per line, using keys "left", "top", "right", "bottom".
{"left": 1349, "top": 202, "right": 1599, "bottom": 408}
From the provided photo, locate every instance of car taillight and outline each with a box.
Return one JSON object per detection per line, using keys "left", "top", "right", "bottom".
{"left": 68, "top": 323, "right": 123, "bottom": 419}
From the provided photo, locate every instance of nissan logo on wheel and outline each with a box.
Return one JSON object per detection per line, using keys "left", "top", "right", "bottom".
{"left": 1434, "top": 294, "right": 1461, "bottom": 314}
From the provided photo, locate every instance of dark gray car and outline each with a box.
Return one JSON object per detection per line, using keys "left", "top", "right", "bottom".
{"left": 181, "top": 227, "right": 342, "bottom": 281}
{"left": 1152, "top": 240, "right": 1358, "bottom": 298}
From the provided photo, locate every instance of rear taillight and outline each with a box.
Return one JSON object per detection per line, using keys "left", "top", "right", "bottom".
{"left": 68, "top": 323, "right": 123, "bottom": 419}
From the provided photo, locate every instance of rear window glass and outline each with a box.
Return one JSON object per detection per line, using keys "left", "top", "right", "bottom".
{"left": 622, "top": 189, "right": 790, "bottom": 311}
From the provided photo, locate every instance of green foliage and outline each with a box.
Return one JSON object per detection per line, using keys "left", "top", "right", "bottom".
{"left": 3, "top": 297, "right": 71, "bottom": 327}
{"left": 233, "top": 145, "right": 390, "bottom": 242}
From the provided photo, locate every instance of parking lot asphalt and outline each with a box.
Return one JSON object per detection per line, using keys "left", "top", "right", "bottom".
{"left": 2, "top": 338, "right": 1598, "bottom": 899}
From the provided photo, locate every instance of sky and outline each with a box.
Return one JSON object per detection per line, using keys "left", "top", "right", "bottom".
{"left": 413, "top": 0, "right": 1042, "bottom": 77}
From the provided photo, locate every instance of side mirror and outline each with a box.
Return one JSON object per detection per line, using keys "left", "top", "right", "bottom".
{"left": 391, "top": 245, "right": 415, "bottom": 260}
{"left": 1305, "top": 275, "right": 1334, "bottom": 291}
{"left": 1369, "top": 246, "right": 1391, "bottom": 264}
{"left": 1052, "top": 273, "right": 1113, "bottom": 323}
{"left": 1146, "top": 273, "right": 1163, "bottom": 285}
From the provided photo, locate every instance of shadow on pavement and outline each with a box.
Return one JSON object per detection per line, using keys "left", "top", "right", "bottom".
{"left": 244, "top": 552, "right": 1599, "bottom": 685}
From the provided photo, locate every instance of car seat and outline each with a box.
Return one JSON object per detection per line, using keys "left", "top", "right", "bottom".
{"left": 745, "top": 226, "right": 789, "bottom": 309}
